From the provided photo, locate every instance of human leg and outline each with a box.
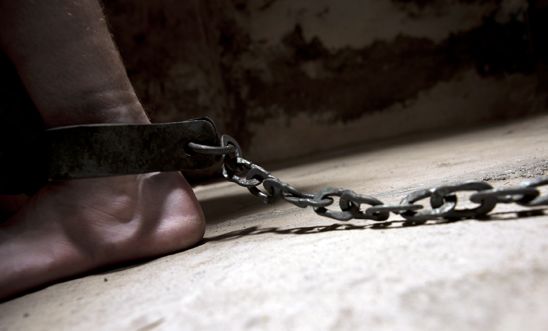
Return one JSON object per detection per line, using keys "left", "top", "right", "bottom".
{"left": 0, "top": 0, "right": 205, "bottom": 299}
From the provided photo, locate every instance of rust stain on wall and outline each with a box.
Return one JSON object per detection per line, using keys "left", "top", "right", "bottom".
{"left": 234, "top": 11, "right": 534, "bottom": 123}
{"left": 103, "top": 0, "right": 545, "bottom": 161}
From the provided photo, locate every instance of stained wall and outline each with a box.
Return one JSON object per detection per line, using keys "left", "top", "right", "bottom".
{"left": 105, "top": 0, "right": 548, "bottom": 163}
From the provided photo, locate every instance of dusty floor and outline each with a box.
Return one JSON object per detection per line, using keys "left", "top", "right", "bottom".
{"left": 1, "top": 115, "right": 548, "bottom": 331}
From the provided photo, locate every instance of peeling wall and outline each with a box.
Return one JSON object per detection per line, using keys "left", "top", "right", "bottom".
{"left": 104, "top": 0, "right": 548, "bottom": 163}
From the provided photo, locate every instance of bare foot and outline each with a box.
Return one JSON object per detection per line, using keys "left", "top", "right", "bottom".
{"left": 0, "top": 172, "right": 205, "bottom": 300}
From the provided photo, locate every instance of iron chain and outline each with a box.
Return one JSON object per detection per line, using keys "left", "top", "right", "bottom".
{"left": 188, "top": 135, "right": 548, "bottom": 222}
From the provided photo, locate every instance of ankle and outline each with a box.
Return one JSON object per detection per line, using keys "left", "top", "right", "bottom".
{"left": 41, "top": 91, "right": 150, "bottom": 127}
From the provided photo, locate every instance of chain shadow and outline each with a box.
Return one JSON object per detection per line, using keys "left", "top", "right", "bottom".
{"left": 203, "top": 208, "right": 548, "bottom": 242}
{"left": 200, "top": 184, "right": 329, "bottom": 225}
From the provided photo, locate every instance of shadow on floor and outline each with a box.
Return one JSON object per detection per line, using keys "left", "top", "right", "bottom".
{"left": 203, "top": 208, "right": 548, "bottom": 242}
{"left": 201, "top": 184, "right": 330, "bottom": 225}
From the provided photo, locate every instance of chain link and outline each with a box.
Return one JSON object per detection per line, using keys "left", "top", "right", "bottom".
{"left": 188, "top": 135, "right": 548, "bottom": 222}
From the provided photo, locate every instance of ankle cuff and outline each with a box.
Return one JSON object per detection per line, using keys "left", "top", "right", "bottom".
{"left": 0, "top": 118, "right": 221, "bottom": 194}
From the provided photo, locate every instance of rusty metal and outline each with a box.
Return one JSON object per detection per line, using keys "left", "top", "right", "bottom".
{"left": 0, "top": 118, "right": 221, "bottom": 194}
{"left": 46, "top": 118, "right": 221, "bottom": 179}
{"left": 192, "top": 134, "right": 548, "bottom": 222}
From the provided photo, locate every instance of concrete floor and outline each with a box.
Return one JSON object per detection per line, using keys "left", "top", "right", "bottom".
{"left": 2, "top": 115, "right": 548, "bottom": 331}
